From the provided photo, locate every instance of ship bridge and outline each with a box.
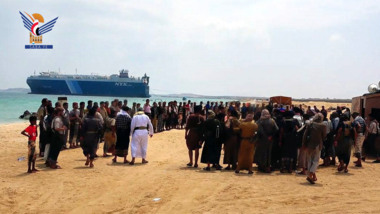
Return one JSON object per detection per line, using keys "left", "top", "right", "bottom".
{"left": 119, "top": 69, "right": 129, "bottom": 78}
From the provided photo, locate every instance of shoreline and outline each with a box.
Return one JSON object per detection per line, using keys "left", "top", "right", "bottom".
{"left": 0, "top": 121, "right": 29, "bottom": 126}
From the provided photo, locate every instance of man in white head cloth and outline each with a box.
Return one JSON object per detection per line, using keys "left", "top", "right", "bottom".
{"left": 130, "top": 107, "right": 154, "bottom": 165}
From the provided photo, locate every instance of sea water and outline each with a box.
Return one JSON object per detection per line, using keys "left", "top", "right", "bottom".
{"left": 0, "top": 92, "right": 232, "bottom": 124}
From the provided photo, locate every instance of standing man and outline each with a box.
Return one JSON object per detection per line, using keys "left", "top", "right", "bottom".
{"left": 130, "top": 107, "right": 154, "bottom": 165}
{"left": 104, "top": 101, "right": 111, "bottom": 116}
{"left": 69, "top": 102, "right": 80, "bottom": 148}
{"left": 320, "top": 106, "right": 327, "bottom": 116}
{"left": 99, "top": 101, "right": 109, "bottom": 141}
{"left": 81, "top": 107, "right": 102, "bottom": 168}
{"left": 37, "top": 98, "right": 48, "bottom": 157}
{"left": 85, "top": 100, "right": 93, "bottom": 114}
{"left": 151, "top": 102, "right": 158, "bottom": 133}
{"left": 48, "top": 107, "right": 67, "bottom": 169}
{"left": 122, "top": 99, "right": 128, "bottom": 108}
{"left": 157, "top": 102, "right": 163, "bottom": 132}
{"left": 62, "top": 102, "right": 70, "bottom": 149}
{"left": 303, "top": 113, "right": 327, "bottom": 184}
{"left": 113, "top": 106, "right": 132, "bottom": 163}
{"left": 130, "top": 102, "right": 137, "bottom": 117}
{"left": 352, "top": 112, "right": 367, "bottom": 167}
{"left": 143, "top": 99, "right": 151, "bottom": 118}
{"left": 368, "top": 113, "right": 380, "bottom": 163}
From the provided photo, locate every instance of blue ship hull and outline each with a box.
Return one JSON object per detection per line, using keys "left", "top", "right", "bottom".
{"left": 27, "top": 79, "right": 150, "bottom": 97}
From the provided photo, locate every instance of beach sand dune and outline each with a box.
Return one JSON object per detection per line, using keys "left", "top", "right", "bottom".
{"left": 1, "top": 117, "right": 379, "bottom": 213}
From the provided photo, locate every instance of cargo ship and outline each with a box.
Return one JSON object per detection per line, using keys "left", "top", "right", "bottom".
{"left": 26, "top": 69, "right": 150, "bottom": 97}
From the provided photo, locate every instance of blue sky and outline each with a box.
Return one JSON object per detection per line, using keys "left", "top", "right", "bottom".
{"left": 1, "top": 0, "right": 380, "bottom": 98}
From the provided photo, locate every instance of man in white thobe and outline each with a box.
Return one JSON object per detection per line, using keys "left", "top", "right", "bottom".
{"left": 130, "top": 108, "right": 154, "bottom": 165}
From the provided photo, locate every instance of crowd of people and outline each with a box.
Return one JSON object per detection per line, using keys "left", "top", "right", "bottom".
{"left": 183, "top": 102, "right": 379, "bottom": 184}
{"left": 21, "top": 97, "right": 379, "bottom": 184}
{"left": 22, "top": 98, "right": 156, "bottom": 169}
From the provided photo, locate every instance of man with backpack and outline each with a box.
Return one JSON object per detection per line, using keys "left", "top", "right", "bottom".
{"left": 302, "top": 113, "right": 327, "bottom": 184}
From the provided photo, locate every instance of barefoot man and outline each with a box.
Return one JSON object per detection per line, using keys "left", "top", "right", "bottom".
{"left": 130, "top": 107, "right": 154, "bottom": 165}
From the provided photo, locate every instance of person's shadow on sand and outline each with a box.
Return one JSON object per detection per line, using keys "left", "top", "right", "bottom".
{"left": 106, "top": 162, "right": 145, "bottom": 167}
{"left": 234, "top": 172, "right": 254, "bottom": 176}
{"left": 334, "top": 172, "right": 354, "bottom": 176}
{"left": 300, "top": 182, "right": 323, "bottom": 187}
{"left": 179, "top": 166, "right": 199, "bottom": 171}
{"left": 73, "top": 166, "right": 93, "bottom": 169}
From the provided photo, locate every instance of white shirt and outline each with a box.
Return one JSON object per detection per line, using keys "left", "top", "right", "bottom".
{"left": 144, "top": 104, "right": 151, "bottom": 113}
{"left": 52, "top": 116, "right": 64, "bottom": 134}
{"left": 130, "top": 112, "right": 154, "bottom": 136}
{"left": 323, "top": 120, "right": 332, "bottom": 135}
{"left": 369, "top": 120, "right": 379, "bottom": 134}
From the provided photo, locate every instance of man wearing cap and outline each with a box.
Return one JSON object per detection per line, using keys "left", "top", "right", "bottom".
{"left": 129, "top": 107, "right": 154, "bottom": 165}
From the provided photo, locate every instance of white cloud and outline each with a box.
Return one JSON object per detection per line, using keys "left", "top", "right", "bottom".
{"left": 2, "top": 0, "right": 380, "bottom": 98}
{"left": 65, "top": 0, "right": 380, "bottom": 50}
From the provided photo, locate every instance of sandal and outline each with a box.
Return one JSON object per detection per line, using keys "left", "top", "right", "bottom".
{"left": 142, "top": 160, "right": 149, "bottom": 164}
{"left": 186, "top": 163, "right": 192, "bottom": 167}
{"left": 203, "top": 167, "right": 211, "bottom": 171}
{"left": 296, "top": 170, "right": 306, "bottom": 175}
{"left": 307, "top": 176, "right": 315, "bottom": 184}
{"left": 337, "top": 165, "right": 344, "bottom": 172}
{"left": 193, "top": 164, "right": 198, "bottom": 168}
{"left": 344, "top": 169, "right": 348, "bottom": 173}
{"left": 129, "top": 162, "right": 135, "bottom": 165}
{"left": 51, "top": 165, "right": 62, "bottom": 169}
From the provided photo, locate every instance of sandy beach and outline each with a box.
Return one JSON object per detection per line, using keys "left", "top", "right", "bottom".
{"left": 2, "top": 101, "right": 380, "bottom": 214}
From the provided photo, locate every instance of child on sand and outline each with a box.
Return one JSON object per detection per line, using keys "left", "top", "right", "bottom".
{"left": 21, "top": 116, "right": 39, "bottom": 173}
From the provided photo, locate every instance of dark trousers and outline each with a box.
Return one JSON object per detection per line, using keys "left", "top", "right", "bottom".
{"left": 39, "top": 128, "right": 46, "bottom": 153}
{"left": 48, "top": 132, "right": 64, "bottom": 164}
